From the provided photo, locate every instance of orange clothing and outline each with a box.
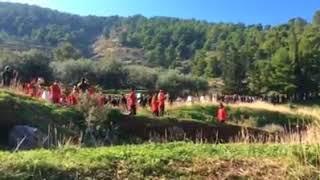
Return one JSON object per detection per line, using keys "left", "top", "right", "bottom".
{"left": 151, "top": 96, "right": 159, "bottom": 113}
{"left": 217, "top": 107, "right": 228, "bottom": 123}
{"left": 127, "top": 91, "right": 137, "bottom": 107}
{"left": 88, "top": 86, "right": 95, "bottom": 96}
{"left": 97, "top": 95, "right": 106, "bottom": 107}
{"left": 158, "top": 91, "right": 166, "bottom": 106}
{"left": 67, "top": 94, "right": 78, "bottom": 105}
{"left": 50, "top": 83, "right": 61, "bottom": 104}
{"left": 28, "top": 82, "right": 36, "bottom": 97}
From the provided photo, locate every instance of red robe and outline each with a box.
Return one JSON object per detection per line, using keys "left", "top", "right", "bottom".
{"left": 151, "top": 96, "right": 159, "bottom": 113}
{"left": 127, "top": 91, "right": 137, "bottom": 109}
{"left": 67, "top": 93, "right": 78, "bottom": 105}
{"left": 28, "top": 82, "right": 37, "bottom": 97}
{"left": 88, "top": 87, "right": 95, "bottom": 96}
{"left": 217, "top": 107, "right": 228, "bottom": 123}
{"left": 50, "top": 83, "right": 61, "bottom": 104}
{"left": 97, "top": 94, "right": 106, "bottom": 107}
{"left": 158, "top": 92, "right": 166, "bottom": 107}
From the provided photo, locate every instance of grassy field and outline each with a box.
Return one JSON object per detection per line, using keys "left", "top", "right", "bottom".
{"left": 1, "top": 90, "right": 320, "bottom": 179}
{"left": 0, "top": 142, "right": 319, "bottom": 179}
{"left": 139, "top": 102, "right": 314, "bottom": 131}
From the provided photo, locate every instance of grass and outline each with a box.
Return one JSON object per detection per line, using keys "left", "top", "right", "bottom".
{"left": 163, "top": 104, "right": 314, "bottom": 129}
{"left": 0, "top": 142, "right": 318, "bottom": 179}
{"left": 1, "top": 89, "right": 320, "bottom": 178}
{"left": 0, "top": 90, "right": 85, "bottom": 138}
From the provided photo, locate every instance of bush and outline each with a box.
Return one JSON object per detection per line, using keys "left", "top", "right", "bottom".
{"left": 0, "top": 49, "right": 53, "bottom": 82}
{"left": 83, "top": 106, "right": 122, "bottom": 146}
{"left": 50, "top": 58, "right": 97, "bottom": 85}
{"left": 96, "top": 59, "right": 128, "bottom": 89}
{"left": 156, "top": 70, "right": 209, "bottom": 98}
{"left": 126, "top": 65, "right": 158, "bottom": 89}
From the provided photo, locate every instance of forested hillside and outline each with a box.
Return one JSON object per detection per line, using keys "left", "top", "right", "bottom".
{"left": 1, "top": 2, "right": 320, "bottom": 98}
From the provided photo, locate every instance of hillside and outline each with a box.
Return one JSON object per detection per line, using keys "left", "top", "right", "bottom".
{"left": 2, "top": 2, "right": 320, "bottom": 96}
{"left": 0, "top": 90, "right": 84, "bottom": 147}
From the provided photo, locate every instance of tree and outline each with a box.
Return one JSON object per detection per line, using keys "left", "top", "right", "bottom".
{"left": 20, "top": 50, "right": 53, "bottom": 82}
{"left": 156, "top": 70, "right": 208, "bottom": 98}
{"left": 204, "top": 53, "right": 222, "bottom": 78}
{"left": 269, "top": 48, "right": 296, "bottom": 95}
{"left": 50, "top": 58, "right": 96, "bottom": 85}
{"left": 96, "top": 59, "right": 128, "bottom": 89}
{"left": 53, "top": 42, "right": 81, "bottom": 61}
{"left": 126, "top": 65, "right": 158, "bottom": 89}
{"left": 192, "top": 50, "right": 207, "bottom": 76}
{"left": 221, "top": 49, "right": 249, "bottom": 94}
{"left": 313, "top": 10, "right": 320, "bottom": 25}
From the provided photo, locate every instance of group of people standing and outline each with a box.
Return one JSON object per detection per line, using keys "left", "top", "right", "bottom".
{"left": 22, "top": 78, "right": 97, "bottom": 106}
{"left": 124, "top": 88, "right": 167, "bottom": 116}
{"left": 150, "top": 90, "right": 166, "bottom": 117}
{"left": 2, "top": 68, "right": 168, "bottom": 117}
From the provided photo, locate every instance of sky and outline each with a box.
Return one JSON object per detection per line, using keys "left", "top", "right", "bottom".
{"left": 1, "top": 0, "right": 320, "bottom": 25}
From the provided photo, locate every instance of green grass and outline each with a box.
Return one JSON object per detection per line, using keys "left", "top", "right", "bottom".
{"left": 0, "top": 90, "right": 84, "bottom": 135}
{"left": 166, "top": 105, "right": 313, "bottom": 128}
{"left": 0, "top": 142, "right": 318, "bottom": 179}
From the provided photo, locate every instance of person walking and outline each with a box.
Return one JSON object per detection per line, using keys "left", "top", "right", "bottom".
{"left": 158, "top": 90, "right": 166, "bottom": 116}
{"left": 151, "top": 92, "right": 159, "bottom": 117}
{"left": 216, "top": 103, "right": 228, "bottom": 123}
{"left": 127, "top": 88, "right": 137, "bottom": 115}
{"left": 77, "top": 78, "right": 89, "bottom": 93}
{"left": 50, "top": 81, "right": 61, "bottom": 104}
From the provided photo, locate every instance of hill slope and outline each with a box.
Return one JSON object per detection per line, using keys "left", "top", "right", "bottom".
{"left": 0, "top": 90, "right": 84, "bottom": 146}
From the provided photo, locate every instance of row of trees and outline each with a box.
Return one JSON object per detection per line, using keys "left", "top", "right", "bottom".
{"left": 117, "top": 12, "right": 320, "bottom": 99}
{"left": 2, "top": 2, "right": 320, "bottom": 99}
{"left": 0, "top": 49, "right": 208, "bottom": 97}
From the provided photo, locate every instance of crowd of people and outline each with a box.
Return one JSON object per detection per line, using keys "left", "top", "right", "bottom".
{"left": 1, "top": 66, "right": 170, "bottom": 117}
{"left": 0, "top": 66, "right": 295, "bottom": 124}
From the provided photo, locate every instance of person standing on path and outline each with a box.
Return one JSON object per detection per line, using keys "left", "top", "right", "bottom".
{"left": 216, "top": 103, "right": 228, "bottom": 123}
{"left": 127, "top": 88, "right": 137, "bottom": 115}
{"left": 50, "top": 81, "right": 61, "bottom": 104}
{"left": 151, "top": 92, "right": 159, "bottom": 117}
{"left": 158, "top": 90, "right": 166, "bottom": 116}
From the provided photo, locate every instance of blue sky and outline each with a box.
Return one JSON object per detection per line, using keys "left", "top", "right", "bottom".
{"left": 2, "top": 0, "right": 320, "bottom": 25}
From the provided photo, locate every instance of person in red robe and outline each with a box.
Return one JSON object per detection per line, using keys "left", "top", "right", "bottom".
{"left": 50, "top": 81, "right": 61, "bottom": 104}
{"left": 67, "top": 87, "right": 79, "bottom": 106}
{"left": 28, "top": 79, "right": 37, "bottom": 97}
{"left": 151, "top": 93, "right": 159, "bottom": 116}
{"left": 216, "top": 103, "right": 228, "bottom": 123}
{"left": 88, "top": 86, "right": 95, "bottom": 96}
{"left": 158, "top": 90, "right": 166, "bottom": 116}
{"left": 97, "top": 92, "right": 106, "bottom": 107}
{"left": 127, "top": 88, "right": 137, "bottom": 115}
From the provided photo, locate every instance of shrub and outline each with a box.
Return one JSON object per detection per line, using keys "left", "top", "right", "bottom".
{"left": 156, "top": 70, "right": 209, "bottom": 98}
{"left": 50, "top": 58, "right": 97, "bottom": 85}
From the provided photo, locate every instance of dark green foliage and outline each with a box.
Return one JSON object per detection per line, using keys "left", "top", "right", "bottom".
{"left": 1, "top": 2, "right": 320, "bottom": 96}
{"left": 313, "top": 10, "right": 320, "bottom": 25}
{"left": 53, "top": 42, "right": 81, "bottom": 61}
{"left": 0, "top": 49, "right": 53, "bottom": 82}
{"left": 156, "top": 70, "right": 209, "bottom": 98}
{"left": 0, "top": 2, "right": 122, "bottom": 53}
{"left": 126, "top": 65, "right": 158, "bottom": 89}
{"left": 50, "top": 59, "right": 96, "bottom": 85}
